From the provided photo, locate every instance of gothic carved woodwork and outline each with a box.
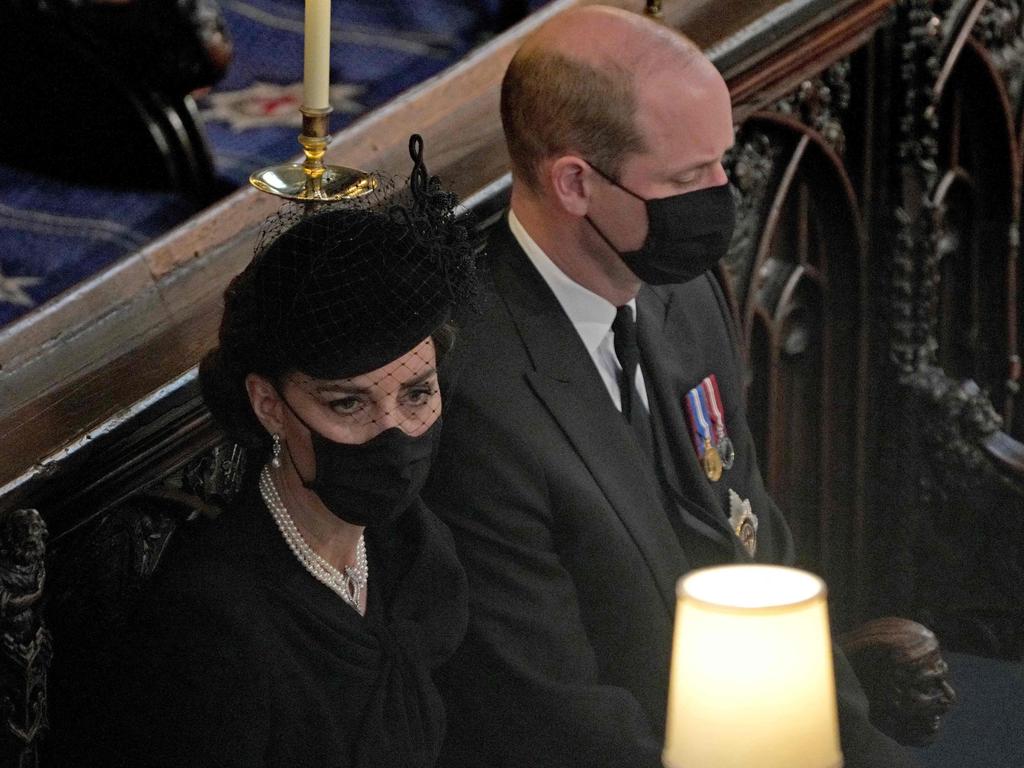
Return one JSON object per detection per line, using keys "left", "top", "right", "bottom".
{"left": 721, "top": 109, "right": 869, "bottom": 626}
{"left": 773, "top": 61, "right": 854, "bottom": 156}
{"left": 0, "top": 508, "right": 51, "bottom": 768}
{"left": 869, "top": 0, "right": 1024, "bottom": 657}
{"left": 44, "top": 441, "right": 242, "bottom": 653}
{"left": 976, "top": 0, "right": 1024, "bottom": 119}
{"left": 42, "top": 452, "right": 240, "bottom": 765}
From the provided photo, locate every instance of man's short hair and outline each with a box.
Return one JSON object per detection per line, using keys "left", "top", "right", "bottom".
{"left": 500, "top": 49, "right": 647, "bottom": 191}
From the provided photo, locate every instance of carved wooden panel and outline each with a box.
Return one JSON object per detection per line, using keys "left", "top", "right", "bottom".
{"left": 721, "top": 86, "right": 870, "bottom": 624}
{"left": 933, "top": 37, "right": 1020, "bottom": 434}
{"left": 866, "top": 0, "right": 1024, "bottom": 658}
{"left": 0, "top": 508, "right": 50, "bottom": 768}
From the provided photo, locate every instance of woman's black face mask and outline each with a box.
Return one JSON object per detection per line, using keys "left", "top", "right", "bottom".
{"left": 584, "top": 163, "right": 736, "bottom": 285}
{"left": 281, "top": 395, "right": 441, "bottom": 528}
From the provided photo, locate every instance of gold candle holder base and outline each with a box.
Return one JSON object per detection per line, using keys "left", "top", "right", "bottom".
{"left": 249, "top": 107, "right": 378, "bottom": 202}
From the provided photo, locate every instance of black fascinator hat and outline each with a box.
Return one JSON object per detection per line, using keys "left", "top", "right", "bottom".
{"left": 200, "top": 135, "right": 478, "bottom": 449}
{"left": 252, "top": 134, "right": 476, "bottom": 379}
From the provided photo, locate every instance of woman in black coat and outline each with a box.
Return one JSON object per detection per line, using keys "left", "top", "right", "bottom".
{"left": 100, "top": 138, "right": 474, "bottom": 767}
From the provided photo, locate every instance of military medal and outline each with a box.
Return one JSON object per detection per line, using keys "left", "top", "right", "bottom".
{"left": 728, "top": 489, "right": 758, "bottom": 558}
{"left": 685, "top": 375, "right": 734, "bottom": 482}
{"left": 701, "top": 437, "right": 723, "bottom": 482}
{"left": 701, "top": 375, "right": 735, "bottom": 470}
{"left": 685, "top": 386, "right": 721, "bottom": 481}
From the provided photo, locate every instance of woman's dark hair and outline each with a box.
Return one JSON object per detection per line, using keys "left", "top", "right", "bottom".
{"left": 199, "top": 136, "right": 475, "bottom": 457}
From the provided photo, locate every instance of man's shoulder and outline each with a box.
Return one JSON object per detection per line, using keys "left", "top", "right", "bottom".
{"left": 449, "top": 223, "right": 531, "bottom": 361}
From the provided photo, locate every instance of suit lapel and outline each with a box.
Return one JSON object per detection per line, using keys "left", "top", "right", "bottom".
{"left": 488, "top": 222, "right": 686, "bottom": 613}
{"left": 636, "top": 287, "right": 736, "bottom": 551}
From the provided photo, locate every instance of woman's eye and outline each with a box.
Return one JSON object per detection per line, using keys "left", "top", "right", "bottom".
{"left": 329, "top": 396, "right": 364, "bottom": 414}
{"left": 405, "top": 386, "right": 437, "bottom": 406}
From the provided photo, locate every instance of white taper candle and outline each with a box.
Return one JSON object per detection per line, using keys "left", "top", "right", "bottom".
{"left": 303, "top": 0, "right": 331, "bottom": 110}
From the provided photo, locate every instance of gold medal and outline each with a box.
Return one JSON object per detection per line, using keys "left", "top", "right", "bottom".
{"left": 701, "top": 437, "right": 723, "bottom": 482}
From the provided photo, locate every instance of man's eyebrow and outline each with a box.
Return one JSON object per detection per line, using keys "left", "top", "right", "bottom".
{"left": 672, "top": 157, "right": 723, "bottom": 177}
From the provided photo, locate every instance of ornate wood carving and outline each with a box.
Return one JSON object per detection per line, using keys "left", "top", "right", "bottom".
{"left": 976, "top": 0, "right": 1024, "bottom": 116}
{"left": 45, "top": 441, "right": 241, "bottom": 643}
{"left": 43, "top": 441, "right": 242, "bottom": 764}
{"left": 0, "top": 508, "right": 51, "bottom": 768}
{"left": 181, "top": 442, "right": 248, "bottom": 511}
{"left": 839, "top": 617, "right": 957, "bottom": 747}
{"left": 773, "top": 61, "right": 853, "bottom": 155}
{"left": 723, "top": 131, "right": 778, "bottom": 316}
{"left": 869, "top": 0, "right": 1024, "bottom": 657}
{"left": 720, "top": 110, "right": 870, "bottom": 624}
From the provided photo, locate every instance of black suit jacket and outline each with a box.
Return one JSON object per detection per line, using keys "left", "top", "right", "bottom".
{"left": 425, "top": 218, "right": 915, "bottom": 768}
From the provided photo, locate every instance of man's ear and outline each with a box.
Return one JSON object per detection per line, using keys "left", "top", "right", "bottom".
{"left": 547, "top": 155, "right": 593, "bottom": 217}
{"left": 245, "top": 373, "right": 285, "bottom": 436}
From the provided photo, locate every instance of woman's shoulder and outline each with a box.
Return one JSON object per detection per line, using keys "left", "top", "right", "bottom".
{"left": 145, "top": 502, "right": 267, "bottom": 619}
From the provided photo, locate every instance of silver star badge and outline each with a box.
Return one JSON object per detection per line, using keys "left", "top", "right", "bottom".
{"left": 728, "top": 489, "right": 758, "bottom": 558}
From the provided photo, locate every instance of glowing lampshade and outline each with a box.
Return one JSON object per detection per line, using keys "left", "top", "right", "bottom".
{"left": 663, "top": 565, "right": 843, "bottom": 768}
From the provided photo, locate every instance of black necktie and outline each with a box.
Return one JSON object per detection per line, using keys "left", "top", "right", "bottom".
{"left": 612, "top": 305, "right": 654, "bottom": 457}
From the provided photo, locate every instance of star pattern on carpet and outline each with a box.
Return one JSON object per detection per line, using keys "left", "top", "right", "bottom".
{"left": 0, "top": 268, "right": 42, "bottom": 308}
{"left": 201, "top": 81, "right": 366, "bottom": 131}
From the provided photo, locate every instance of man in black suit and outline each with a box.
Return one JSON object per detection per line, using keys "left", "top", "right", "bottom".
{"left": 426, "top": 6, "right": 916, "bottom": 767}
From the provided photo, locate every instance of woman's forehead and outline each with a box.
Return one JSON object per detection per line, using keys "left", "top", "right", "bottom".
{"left": 293, "top": 337, "right": 437, "bottom": 392}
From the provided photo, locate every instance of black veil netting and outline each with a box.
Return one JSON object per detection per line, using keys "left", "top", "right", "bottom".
{"left": 244, "top": 134, "right": 478, "bottom": 382}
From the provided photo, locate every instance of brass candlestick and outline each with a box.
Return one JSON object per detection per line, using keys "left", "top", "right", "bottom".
{"left": 249, "top": 106, "right": 377, "bottom": 201}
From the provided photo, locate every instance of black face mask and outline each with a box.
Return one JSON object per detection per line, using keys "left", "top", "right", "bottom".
{"left": 585, "top": 165, "right": 736, "bottom": 285}
{"left": 282, "top": 397, "right": 441, "bottom": 528}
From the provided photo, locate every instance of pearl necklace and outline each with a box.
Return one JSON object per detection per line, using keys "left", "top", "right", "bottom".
{"left": 259, "top": 465, "right": 368, "bottom": 615}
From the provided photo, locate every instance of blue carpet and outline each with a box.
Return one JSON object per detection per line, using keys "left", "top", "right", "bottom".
{"left": 203, "top": 0, "right": 493, "bottom": 183}
{"left": 0, "top": 165, "right": 197, "bottom": 327}
{"left": 0, "top": 1, "right": 551, "bottom": 328}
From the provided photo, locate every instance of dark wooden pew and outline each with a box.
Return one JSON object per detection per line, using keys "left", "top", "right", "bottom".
{"left": 2, "top": 0, "right": 1023, "bottom": 763}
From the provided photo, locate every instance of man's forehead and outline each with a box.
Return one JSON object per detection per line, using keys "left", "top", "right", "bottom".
{"left": 632, "top": 65, "right": 733, "bottom": 163}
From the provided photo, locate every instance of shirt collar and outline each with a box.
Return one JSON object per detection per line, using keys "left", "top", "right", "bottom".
{"left": 508, "top": 209, "right": 634, "bottom": 356}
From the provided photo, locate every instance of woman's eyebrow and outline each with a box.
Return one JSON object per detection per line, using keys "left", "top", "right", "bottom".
{"left": 400, "top": 367, "right": 438, "bottom": 388}
{"left": 315, "top": 382, "right": 370, "bottom": 395}
{"left": 314, "top": 366, "right": 437, "bottom": 394}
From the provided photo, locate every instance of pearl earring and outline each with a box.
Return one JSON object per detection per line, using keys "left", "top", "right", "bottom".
{"left": 271, "top": 433, "right": 282, "bottom": 468}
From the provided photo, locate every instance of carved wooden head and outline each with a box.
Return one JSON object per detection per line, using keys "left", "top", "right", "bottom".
{"left": 840, "top": 617, "right": 957, "bottom": 746}
{"left": 0, "top": 508, "right": 46, "bottom": 570}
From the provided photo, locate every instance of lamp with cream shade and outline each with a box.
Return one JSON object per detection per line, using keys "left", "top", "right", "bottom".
{"left": 663, "top": 564, "right": 843, "bottom": 768}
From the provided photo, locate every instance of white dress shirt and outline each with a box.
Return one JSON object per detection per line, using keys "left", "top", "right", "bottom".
{"left": 508, "top": 210, "right": 650, "bottom": 413}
